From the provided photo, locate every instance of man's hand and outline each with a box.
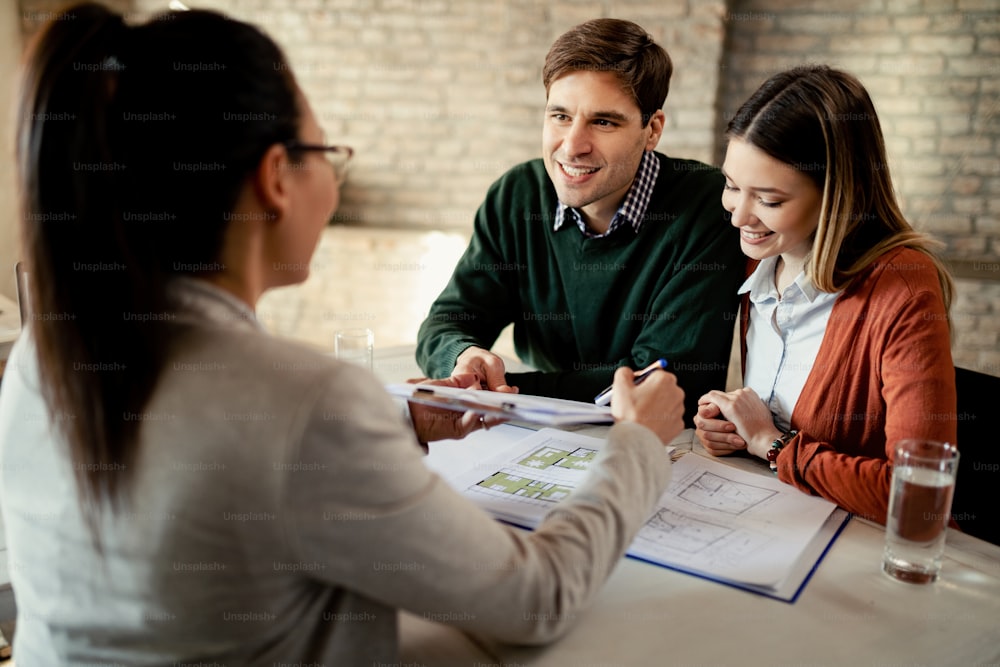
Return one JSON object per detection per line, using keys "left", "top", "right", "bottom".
{"left": 454, "top": 346, "right": 519, "bottom": 393}
{"left": 609, "top": 367, "right": 685, "bottom": 446}
{"left": 407, "top": 373, "right": 505, "bottom": 443}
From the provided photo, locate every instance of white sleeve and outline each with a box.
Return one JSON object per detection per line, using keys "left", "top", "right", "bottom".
{"left": 284, "top": 364, "right": 672, "bottom": 644}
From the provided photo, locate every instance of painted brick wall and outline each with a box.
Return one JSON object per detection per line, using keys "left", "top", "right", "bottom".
{"left": 15, "top": 0, "right": 999, "bottom": 374}
{"left": 719, "top": 0, "right": 1000, "bottom": 375}
{"left": 128, "top": 0, "right": 726, "bottom": 231}
{"left": 720, "top": 0, "right": 999, "bottom": 260}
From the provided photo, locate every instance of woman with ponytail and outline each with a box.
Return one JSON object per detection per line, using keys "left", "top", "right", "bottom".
{"left": 0, "top": 3, "right": 686, "bottom": 663}
{"left": 694, "top": 65, "right": 956, "bottom": 524}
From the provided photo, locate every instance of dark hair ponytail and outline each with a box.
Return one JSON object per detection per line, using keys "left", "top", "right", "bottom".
{"left": 18, "top": 2, "right": 302, "bottom": 510}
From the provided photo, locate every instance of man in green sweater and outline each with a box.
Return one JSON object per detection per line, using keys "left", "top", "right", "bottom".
{"left": 416, "top": 18, "right": 744, "bottom": 424}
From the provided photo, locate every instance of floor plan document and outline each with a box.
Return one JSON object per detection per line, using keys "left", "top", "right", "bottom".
{"left": 446, "top": 428, "right": 849, "bottom": 602}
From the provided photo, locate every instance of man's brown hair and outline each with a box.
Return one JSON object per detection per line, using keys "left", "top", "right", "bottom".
{"left": 542, "top": 18, "right": 672, "bottom": 127}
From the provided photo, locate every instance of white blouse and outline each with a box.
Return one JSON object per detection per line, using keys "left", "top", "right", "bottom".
{"left": 740, "top": 256, "right": 841, "bottom": 431}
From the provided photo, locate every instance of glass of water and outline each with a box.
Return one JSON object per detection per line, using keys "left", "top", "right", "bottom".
{"left": 882, "top": 439, "right": 959, "bottom": 584}
{"left": 334, "top": 328, "right": 374, "bottom": 371}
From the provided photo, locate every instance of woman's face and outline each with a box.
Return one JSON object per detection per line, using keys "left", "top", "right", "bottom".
{"left": 721, "top": 137, "right": 823, "bottom": 263}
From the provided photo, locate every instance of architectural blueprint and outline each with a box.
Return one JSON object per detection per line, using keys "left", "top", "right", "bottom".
{"left": 448, "top": 428, "right": 847, "bottom": 601}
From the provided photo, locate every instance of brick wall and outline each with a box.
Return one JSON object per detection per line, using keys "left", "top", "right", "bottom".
{"left": 14, "top": 0, "right": 1000, "bottom": 374}
{"left": 129, "top": 0, "right": 727, "bottom": 231}
{"left": 720, "top": 0, "right": 1000, "bottom": 375}
{"left": 0, "top": 3, "right": 22, "bottom": 302}
{"left": 720, "top": 0, "right": 999, "bottom": 261}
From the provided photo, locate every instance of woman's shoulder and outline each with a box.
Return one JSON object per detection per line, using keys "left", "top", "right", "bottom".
{"left": 157, "top": 325, "right": 397, "bottom": 446}
{"left": 162, "top": 324, "right": 353, "bottom": 406}
{"left": 860, "top": 246, "right": 943, "bottom": 295}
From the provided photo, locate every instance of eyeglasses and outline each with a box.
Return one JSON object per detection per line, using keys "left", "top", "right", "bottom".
{"left": 284, "top": 141, "right": 354, "bottom": 183}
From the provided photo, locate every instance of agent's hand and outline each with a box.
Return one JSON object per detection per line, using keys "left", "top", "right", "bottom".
{"left": 454, "top": 346, "right": 519, "bottom": 394}
{"left": 609, "top": 367, "right": 684, "bottom": 446}
{"left": 695, "top": 388, "right": 783, "bottom": 459}
{"left": 694, "top": 398, "right": 746, "bottom": 456}
{"left": 407, "top": 373, "right": 505, "bottom": 443}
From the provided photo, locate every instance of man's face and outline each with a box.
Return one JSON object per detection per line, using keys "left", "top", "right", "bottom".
{"left": 542, "top": 70, "right": 664, "bottom": 230}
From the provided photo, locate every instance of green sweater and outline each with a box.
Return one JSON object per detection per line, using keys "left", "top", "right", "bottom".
{"left": 416, "top": 153, "right": 745, "bottom": 423}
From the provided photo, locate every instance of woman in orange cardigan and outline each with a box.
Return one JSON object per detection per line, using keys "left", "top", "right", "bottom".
{"left": 694, "top": 66, "right": 956, "bottom": 524}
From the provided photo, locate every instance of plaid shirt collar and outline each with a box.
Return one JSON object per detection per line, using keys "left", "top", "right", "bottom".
{"left": 553, "top": 150, "right": 660, "bottom": 238}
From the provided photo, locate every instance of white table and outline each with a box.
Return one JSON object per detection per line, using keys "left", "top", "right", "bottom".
{"left": 375, "top": 347, "right": 1000, "bottom": 666}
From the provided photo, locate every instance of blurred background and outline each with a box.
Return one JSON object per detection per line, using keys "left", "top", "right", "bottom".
{"left": 1, "top": 0, "right": 997, "bottom": 375}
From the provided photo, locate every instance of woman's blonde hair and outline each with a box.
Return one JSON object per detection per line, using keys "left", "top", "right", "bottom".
{"left": 727, "top": 65, "right": 953, "bottom": 310}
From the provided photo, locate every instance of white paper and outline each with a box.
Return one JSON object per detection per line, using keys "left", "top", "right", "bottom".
{"left": 386, "top": 383, "right": 613, "bottom": 425}
{"left": 445, "top": 428, "right": 847, "bottom": 601}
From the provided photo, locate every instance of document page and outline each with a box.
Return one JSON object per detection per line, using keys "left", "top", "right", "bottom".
{"left": 446, "top": 428, "right": 847, "bottom": 601}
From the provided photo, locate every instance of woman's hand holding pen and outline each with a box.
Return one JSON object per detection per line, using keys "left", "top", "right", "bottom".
{"left": 610, "top": 366, "right": 685, "bottom": 446}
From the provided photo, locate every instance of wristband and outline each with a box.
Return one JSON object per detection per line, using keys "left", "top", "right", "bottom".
{"left": 767, "top": 429, "right": 798, "bottom": 474}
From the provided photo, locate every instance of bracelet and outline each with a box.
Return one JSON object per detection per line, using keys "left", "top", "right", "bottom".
{"left": 767, "top": 430, "right": 798, "bottom": 474}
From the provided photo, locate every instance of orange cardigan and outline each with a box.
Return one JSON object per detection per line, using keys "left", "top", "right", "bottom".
{"left": 740, "top": 247, "right": 957, "bottom": 523}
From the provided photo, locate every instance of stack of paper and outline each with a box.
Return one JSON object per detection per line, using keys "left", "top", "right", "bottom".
{"left": 386, "top": 384, "right": 613, "bottom": 426}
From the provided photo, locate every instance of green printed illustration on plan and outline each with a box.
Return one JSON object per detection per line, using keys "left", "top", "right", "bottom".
{"left": 517, "top": 446, "right": 596, "bottom": 470}
{"left": 477, "top": 472, "right": 573, "bottom": 502}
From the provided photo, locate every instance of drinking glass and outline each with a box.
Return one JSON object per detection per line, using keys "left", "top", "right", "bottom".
{"left": 334, "top": 328, "right": 374, "bottom": 371}
{"left": 882, "top": 439, "right": 959, "bottom": 584}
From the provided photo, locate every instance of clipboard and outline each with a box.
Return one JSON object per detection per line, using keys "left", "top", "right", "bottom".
{"left": 386, "top": 383, "right": 614, "bottom": 426}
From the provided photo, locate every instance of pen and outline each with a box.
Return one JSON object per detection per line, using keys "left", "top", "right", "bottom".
{"left": 593, "top": 358, "right": 669, "bottom": 406}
